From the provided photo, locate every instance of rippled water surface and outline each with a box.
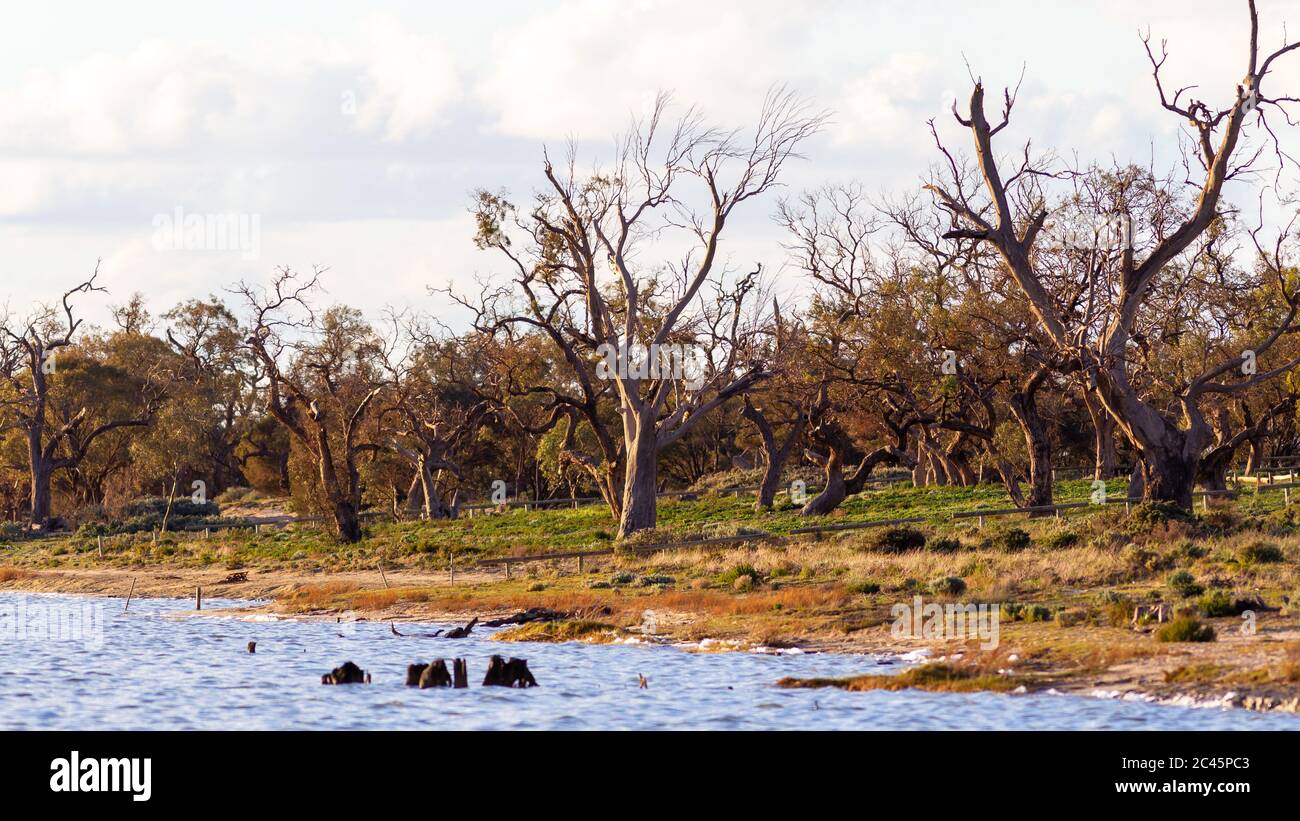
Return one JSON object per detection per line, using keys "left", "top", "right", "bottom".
{"left": 3, "top": 592, "right": 1299, "bottom": 730}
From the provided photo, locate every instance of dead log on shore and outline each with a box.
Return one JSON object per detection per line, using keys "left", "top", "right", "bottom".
{"left": 419, "top": 660, "right": 452, "bottom": 689}
{"left": 482, "top": 655, "right": 537, "bottom": 688}
{"left": 443, "top": 617, "right": 478, "bottom": 639}
{"left": 453, "top": 658, "right": 468, "bottom": 689}
{"left": 322, "top": 661, "right": 370, "bottom": 685}
{"left": 483, "top": 608, "right": 567, "bottom": 627}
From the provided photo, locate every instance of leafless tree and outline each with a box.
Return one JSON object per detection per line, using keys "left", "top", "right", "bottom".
{"left": 926, "top": 0, "right": 1300, "bottom": 508}
{"left": 465, "top": 89, "right": 825, "bottom": 537}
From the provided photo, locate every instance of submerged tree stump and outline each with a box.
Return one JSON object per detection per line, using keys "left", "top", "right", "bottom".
{"left": 482, "top": 655, "right": 538, "bottom": 688}
{"left": 453, "top": 658, "right": 468, "bottom": 689}
{"left": 419, "top": 659, "right": 452, "bottom": 689}
{"left": 443, "top": 617, "right": 478, "bottom": 639}
{"left": 321, "top": 661, "right": 370, "bottom": 685}
{"left": 405, "top": 663, "right": 427, "bottom": 686}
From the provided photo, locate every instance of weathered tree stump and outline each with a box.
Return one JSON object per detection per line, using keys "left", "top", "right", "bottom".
{"left": 443, "top": 617, "right": 478, "bottom": 639}
{"left": 482, "top": 655, "right": 538, "bottom": 688}
{"left": 419, "top": 659, "right": 452, "bottom": 689}
{"left": 453, "top": 658, "right": 468, "bottom": 689}
{"left": 321, "top": 661, "right": 370, "bottom": 684}
{"left": 405, "top": 663, "right": 427, "bottom": 686}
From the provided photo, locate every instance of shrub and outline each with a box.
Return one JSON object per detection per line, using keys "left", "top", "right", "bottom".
{"left": 718, "top": 563, "right": 761, "bottom": 588}
{"left": 1000, "top": 602, "right": 1024, "bottom": 621}
{"left": 1237, "top": 541, "right": 1284, "bottom": 565}
{"left": 123, "top": 496, "right": 219, "bottom": 519}
{"left": 1121, "top": 543, "right": 1168, "bottom": 575}
{"left": 638, "top": 574, "right": 676, "bottom": 587}
{"left": 215, "top": 486, "right": 255, "bottom": 505}
{"left": 1055, "top": 608, "right": 1089, "bottom": 628}
{"left": 926, "top": 536, "right": 963, "bottom": 554}
{"left": 1131, "top": 500, "right": 1193, "bottom": 529}
{"left": 929, "top": 576, "right": 966, "bottom": 596}
{"left": 845, "top": 579, "right": 880, "bottom": 595}
{"left": 1043, "top": 530, "right": 1080, "bottom": 550}
{"left": 1155, "top": 617, "right": 1216, "bottom": 643}
{"left": 1167, "top": 570, "right": 1203, "bottom": 598}
{"left": 994, "top": 528, "right": 1031, "bottom": 552}
{"left": 870, "top": 526, "right": 927, "bottom": 553}
{"left": 1020, "top": 603, "right": 1053, "bottom": 623}
{"left": 1196, "top": 508, "right": 1239, "bottom": 535}
{"left": 1197, "top": 590, "right": 1235, "bottom": 618}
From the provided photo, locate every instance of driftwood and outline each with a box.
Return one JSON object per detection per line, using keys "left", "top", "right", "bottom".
{"left": 1131, "top": 604, "right": 1169, "bottom": 626}
{"left": 482, "top": 655, "right": 538, "bottom": 688}
{"left": 483, "top": 608, "right": 568, "bottom": 627}
{"left": 218, "top": 571, "right": 248, "bottom": 584}
{"left": 443, "top": 617, "right": 478, "bottom": 639}
{"left": 321, "top": 661, "right": 370, "bottom": 685}
{"left": 453, "top": 658, "right": 468, "bottom": 689}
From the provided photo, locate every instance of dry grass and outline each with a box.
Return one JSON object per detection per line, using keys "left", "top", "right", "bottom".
{"left": 283, "top": 581, "right": 359, "bottom": 609}
{"left": 0, "top": 566, "right": 35, "bottom": 582}
{"left": 777, "top": 662, "right": 1027, "bottom": 693}
{"left": 491, "top": 620, "right": 624, "bottom": 643}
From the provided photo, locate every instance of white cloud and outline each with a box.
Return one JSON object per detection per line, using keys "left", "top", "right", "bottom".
{"left": 475, "top": 0, "right": 826, "bottom": 141}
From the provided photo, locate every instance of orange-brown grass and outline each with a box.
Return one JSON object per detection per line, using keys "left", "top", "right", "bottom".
{"left": 285, "top": 581, "right": 359, "bottom": 609}
{"left": 351, "top": 587, "right": 431, "bottom": 610}
{"left": 651, "top": 585, "right": 851, "bottom": 616}
{"left": 0, "top": 566, "right": 35, "bottom": 582}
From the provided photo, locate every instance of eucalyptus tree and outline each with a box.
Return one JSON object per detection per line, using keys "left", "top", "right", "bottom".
{"left": 925, "top": 0, "right": 1300, "bottom": 508}
{"left": 465, "top": 90, "right": 824, "bottom": 537}
{"left": 236, "top": 268, "right": 390, "bottom": 543}
{"left": 0, "top": 269, "right": 159, "bottom": 528}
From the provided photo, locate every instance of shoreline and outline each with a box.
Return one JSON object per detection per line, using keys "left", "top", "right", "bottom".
{"left": 5, "top": 564, "right": 1300, "bottom": 716}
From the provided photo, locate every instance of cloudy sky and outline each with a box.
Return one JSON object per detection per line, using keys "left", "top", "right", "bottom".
{"left": 2, "top": 0, "right": 1298, "bottom": 329}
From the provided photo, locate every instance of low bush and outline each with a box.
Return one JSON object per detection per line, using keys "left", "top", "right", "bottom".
{"left": 1237, "top": 541, "right": 1284, "bottom": 565}
{"left": 926, "top": 536, "right": 963, "bottom": 554}
{"left": 994, "top": 528, "right": 1032, "bottom": 552}
{"left": 1167, "top": 570, "right": 1203, "bottom": 598}
{"left": 870, "top": 526, "right": 927, "bottom": 553}
{"left": 929, "top": 576, "right": 966, "bottom": 596}
{"left": 1155, "top": 617, "right": 1216, "bottom": 643}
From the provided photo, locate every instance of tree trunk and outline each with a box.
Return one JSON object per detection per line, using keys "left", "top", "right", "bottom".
{"left": 741, "top": 399, "right": 804, "bottom": 511}
{"left": 29, "top": 451, "right": 52, "bottom": 530}
{"left": 1245, "top": 437, "right": 1266, "bottom": 476}
{"left": 1127, "top": 459, "right": 1146, "bottom": 500}
{"left": 1082, "top": 386, "right": 1119, "bottom": 480}
{"left": 617, "top": 416, "right": 658, "bottom": 539}
{"left": 1143, "top": 446, "right": 1197, "bottom": 509}
{"left": 333, "top": 499, "right": 362, "bottom": 543}
{"left": 1007, "top": 390, "right": 1053, "bottom": 513}
{"left": 161, "top": 474, "right": 180, "bottom": 532}
{"left": 802, "top": 450, "right": 847, "bottom": 516}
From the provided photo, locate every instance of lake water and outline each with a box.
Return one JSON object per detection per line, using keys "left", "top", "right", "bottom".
{"left": 2, "top": 591, "right": 1298, "bottom": 730}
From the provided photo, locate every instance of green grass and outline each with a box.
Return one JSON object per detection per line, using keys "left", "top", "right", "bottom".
{"left": 2, "top": 475, "right": 1294, "bottom": 576}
